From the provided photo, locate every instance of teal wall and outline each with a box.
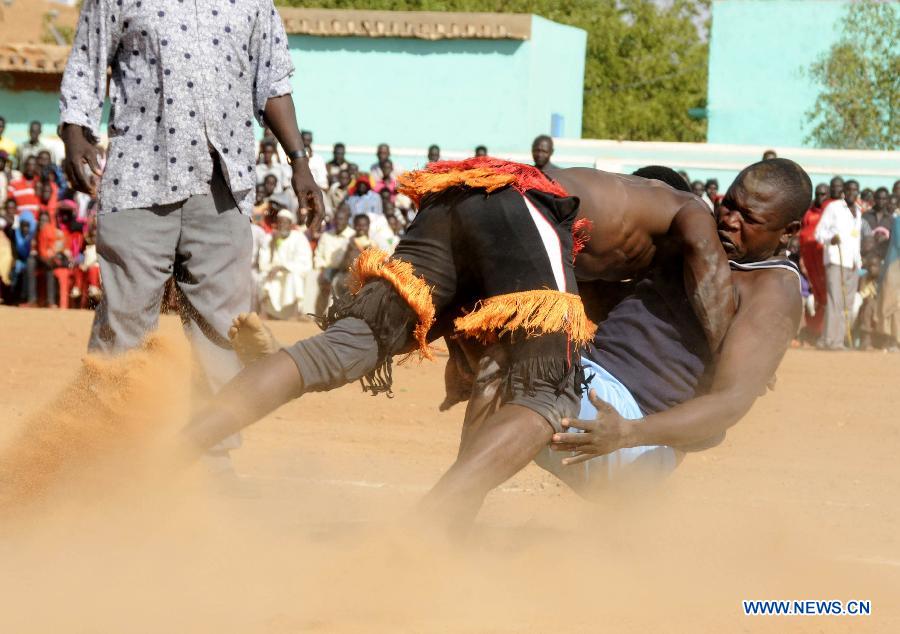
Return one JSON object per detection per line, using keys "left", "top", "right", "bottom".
{"left": 0, "top": 88, "right": 65, "bottom": 143}
{"left": 288, "top": 15, "right": 585, "bottom": 162}
{"left": 707, "top": 0, "right": 847, "bottom": 147}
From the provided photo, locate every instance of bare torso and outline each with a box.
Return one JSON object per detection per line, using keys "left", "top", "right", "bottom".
{"left": 550, "top": 168, "right": 700, "bottom": 282}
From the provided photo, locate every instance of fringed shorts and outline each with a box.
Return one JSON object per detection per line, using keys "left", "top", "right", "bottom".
{"left": 312, "top": 184, "right": 595, "bottom": 430}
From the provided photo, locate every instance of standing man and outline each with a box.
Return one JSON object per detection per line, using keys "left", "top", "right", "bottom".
{"left": 815, "top": 179, "right": 862, "bottom": 350}
{"left": 59, "top": 0, "right": 323, "bottom": 465}
{"left": 828, "top": 175, "right": 844, "bottom": 204}
{"left": 17, "top": 121, "right": 56, "bottom": 168}
{"left": 863, "top": 187, "right": 893, "bottom": 259}
{"left": 531, "top": 135, "right": 555, "bottom": 173}
{"left": 799, "top": 183, "right": 830, "bottom": 341}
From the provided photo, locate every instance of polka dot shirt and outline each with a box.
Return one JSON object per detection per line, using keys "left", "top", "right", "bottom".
{"left": 59, "top": 0, "right": 294, "bottom": 215}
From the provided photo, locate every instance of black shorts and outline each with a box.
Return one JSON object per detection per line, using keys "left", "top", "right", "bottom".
{"left": 323, "top": 185, "right": 591, "bottom": 429}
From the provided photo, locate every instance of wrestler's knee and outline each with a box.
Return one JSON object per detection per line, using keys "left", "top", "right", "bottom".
{"left": 282, "top": 317, "right": 380, "bottom": 392}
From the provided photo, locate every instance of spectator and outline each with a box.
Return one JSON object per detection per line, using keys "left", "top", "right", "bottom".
{"left": 261, "top": 173, "right": 280, "bottom": 202}
{"left": 373, "top": 159, "right": 398, "bottom": 199}
{"left": 828, "top": 176, "right": 844, "bottom": 203}
{"left": 1, "top": 199, "right": 14, "bottom": 232}
{"left": 17, "top": 121, "right": 55, "bottom": 167}
{"left": 863, "top": 187, "right": 892, "bottom": 259}
{"left": 815, "top": 179, "right": 863, "bottom": 350}
{"left": 37, "top": 150, "right": 68, "bottom": 199}
{"left": 327, "top": 142, "right": 352, "bottom": 184}
{"left": 327, "top": 169, "right": 352, "bottom": 213}
{"left": 704, "top": 178, "right": 720, "bottom": 208}
{"left": 876, "top": 211, "right": 900, "bottom": 351}
{"left": 300, "top": 130, "right": 329, "bottom": 191}
{"left": 347, "top": 175, "right": 382, "bottom": 219}
{"left": 0, "top": 151, "right": 10, "bottom": 205}
{"left": 36, "top": 176, "right": 59, "bottom": 221}
{"left": 253, "top": 183, "right": 271, "bottom": 224}
{"left": 8, "top": 157, "right": 40, "bottom": 215}
{"left": 855, "top": 253, "right": 882, "bottom": 350}
{"left": 762, "top": 149, "right": 777, "bottom": 161}
{"left": 690, "top": 180, "right": 706, "bottom": 199}
{"left": 12, "top": 210, "right": 35, "bottom": 304}
{"left": 384, "top": 215, "right": 402, "bottom": 255}
{"left": 859, "top": 188, "right": 874, "bottom": 213}
{"left": 370, "top": 143, "right": 392, "bottom": 183}
{"left": 475, "top": 145, "right": 488, "bottom": 157}
{"left": 313, "top": 204, "right": 353, "bottom": 317}
{"left": 256, "top": 139, "right": 290, "bottom": 192}
{"left": 73, "top": 222, "right": 102, "bottom": 309}
{"left": 34, "top": 210, "right": 67, "bottom": 308}
{"left": 531, "top": 135, "right": 555, "bottom": 173}
{"left": 332, "top": 213, "right": 372, "bottom": 299}
{"left": 799, "top": 183, "right": 830, "bottom": 342}
{"left": 0, "top": 117, "right": 17, "bottom": 158}
{"left": 428, "top": 144, "right": 441, "bottom": 163}
{"left": 258, "top": 209, "right": 313, "bottom": 320}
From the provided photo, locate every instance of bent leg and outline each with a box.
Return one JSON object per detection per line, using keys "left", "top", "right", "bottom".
{"left": 180, "top": 317, "right": 379, "bottom": 454}
{"left": 418, "top": 404, "right": 553, "bottom": 534}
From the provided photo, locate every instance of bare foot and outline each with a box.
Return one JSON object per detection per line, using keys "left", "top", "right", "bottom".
{"left": 229, "top": 312, "right": 281, "bottom": 365}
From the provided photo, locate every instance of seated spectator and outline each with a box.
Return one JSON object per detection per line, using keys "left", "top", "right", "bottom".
{"left": 0, "top": 198, "right": 15, "bottom": 232}
{"left": 428, "top": 144, "right": 441, "bottom": 164}
{"left": 383, "top": 215, "right": 402, "bottom": 255}
{"left": 258, "top": 209, "right": 312, "bottom": 320}
{"left": 12, "top": 210, "right": 35, "bottom": 304}
{"left": 37, "top": 150, "right": 67, "bottom": 199}
{"left": 855, "top": 253, "right": 882, "bottom": 350}
{"left": 0, "top": 116, "right": 17, "bottom": 158}
{"left": 0, "top": 221, "right": 11, "bottom": 303}
{"left": 8, "top": 157, "right": 40, "bottom": 215}
{"left": 300, "top": 130, "right": 329, "bottom": 190}
{"left": 332, "top": 214, "right": 371, "bottom": 299}
{"left": 327, "top": 142, "right": 353, "bottom": 184}
{"left": 370, "top": 143, "right": 391, "bottom": 183}
{"left": 327, "top": 169, "right": 352, "bottom": 214}
{"left": 372, "top": 159, "right": 398, "bottom": 199}
{"left": 249, "top": 217, "right": 270, "bottom": 313}
{"left": 256, "top": 139, "right": 290, "bottom": 192}
{"left": 34, "top": 210, "right": 68, "bottom": 308}
{"left": 36, "top": 176, "right": 59, "bottom": 221}
{"left": 0, "top": 151, "right": 10, "bottom": 206}
{"left": 347, "top": 175, "right": 382, "bottom": 219}
{"left": 72, "top": 222, "right": 101, "bottom": 309}
{"left": 313, "top": 204, "right": 354, "bottom": 317}
{"left": 17, "top": 121, "right": 55, "bottom": 167}
{"left": 474, "top": 145, "right": 488, "bottom": 157}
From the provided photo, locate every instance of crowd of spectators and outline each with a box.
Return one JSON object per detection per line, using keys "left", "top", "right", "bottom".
{"left": 1, "top": 127, "right": 898, "bottom": 351}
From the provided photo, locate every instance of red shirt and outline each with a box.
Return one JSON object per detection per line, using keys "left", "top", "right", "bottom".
{"left": 8, "top": 176, "right": 39, "bottom": 214}
{"left": 799, "top": 204, "right": 825, "bottom": 248}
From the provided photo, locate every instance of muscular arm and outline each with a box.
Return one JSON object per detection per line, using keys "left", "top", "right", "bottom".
{"left": 624, "top": 270, "right": 801, "bottom": 450}
{"left": 671, "top": 200, "right": 736, "bottom": 352}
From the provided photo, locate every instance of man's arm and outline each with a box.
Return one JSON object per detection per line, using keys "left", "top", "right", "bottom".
{"left": 59, "top": 0, "right": 122, "bottom": 194}
{"left": 553, "top": 270, "right": 801, "bottom": 459}
{"left": 671, "top": 199, "right": 736, "bottom": 352}
{"left": 815, "top": 203, "right": 837, "bottom": 245}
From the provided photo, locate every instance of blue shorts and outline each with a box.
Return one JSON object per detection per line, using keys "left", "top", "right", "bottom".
{"left": 534, "top": 356, "right": 681, "bottom": 493}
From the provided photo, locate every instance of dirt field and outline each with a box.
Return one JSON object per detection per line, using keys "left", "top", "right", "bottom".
{"left": 1, "top": 306, "right": 898, "bottom": 633}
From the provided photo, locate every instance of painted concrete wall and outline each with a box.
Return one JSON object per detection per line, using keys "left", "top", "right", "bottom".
{"left": 707, "top": 0, "right": 848, "bottom": 147}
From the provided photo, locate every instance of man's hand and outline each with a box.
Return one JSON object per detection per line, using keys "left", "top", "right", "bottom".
{"left": 550, "top": 389, "right": 633, "bottom": 465}
{"left": 291, "top": 160, "right": 324, "bottom": 229}
{"left": 61, "top": 124, "right": 102, "bottom": 196}
{"left": 830, "top": 235, "right": 841, "bottom": 245}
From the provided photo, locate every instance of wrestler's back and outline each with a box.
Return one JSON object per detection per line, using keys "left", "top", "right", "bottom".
{"left": 551, "top": 168, "right": 694, "bottom": 282}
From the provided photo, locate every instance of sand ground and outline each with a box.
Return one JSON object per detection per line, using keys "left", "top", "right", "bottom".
{"left": 0, "top": 306, "right": 898, "bottom": 633}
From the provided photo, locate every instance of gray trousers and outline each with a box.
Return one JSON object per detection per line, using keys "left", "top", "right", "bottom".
{"left": 820, "top": 264, "right": 857, "bottom": 349}
{"left": 90, "top": 167, "right": 252, "bottom": 450}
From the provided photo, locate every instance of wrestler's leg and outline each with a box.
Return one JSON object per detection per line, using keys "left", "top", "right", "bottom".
{"left": 418, "top": 404, "right": 552, "bottom": 534}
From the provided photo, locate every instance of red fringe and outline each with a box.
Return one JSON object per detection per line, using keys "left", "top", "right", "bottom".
{"left": 571, "top": 217, "right": 593, "bottom": 262}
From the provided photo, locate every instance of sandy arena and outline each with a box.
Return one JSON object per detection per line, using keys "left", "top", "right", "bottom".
{"left": 1, "top": 306, "right": 898, "bottom": 633}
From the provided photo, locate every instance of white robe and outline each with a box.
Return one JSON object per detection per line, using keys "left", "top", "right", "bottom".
{"left": 259, "top": 229, "right": 313, "bottom": 318}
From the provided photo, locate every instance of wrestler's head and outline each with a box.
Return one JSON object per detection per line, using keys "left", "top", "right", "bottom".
{"left": 717, "top": 158, "right": 811, "bottom": 263}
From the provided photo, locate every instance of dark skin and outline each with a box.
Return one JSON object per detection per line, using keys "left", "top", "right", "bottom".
{"left": 420, "top": 167, "right": 803, "bottom": 524}
{"left": 62, "top": 95, "right": 323, "bottom": 227}
{"left": 532, "top": 138, "right": 553, "bottom": 170}
{"left": 553, "top": 168, "right": 735, "bottom": 352}
{"left": 829, "top": 176, "right": 844, "bottom": 200}
{"left": 814, "top": 183, "right": 829, "bottom": 208}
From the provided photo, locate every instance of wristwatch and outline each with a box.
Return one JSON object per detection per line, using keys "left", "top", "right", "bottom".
{"left": 287, "top": 148, "right": 311, "bottom": 165}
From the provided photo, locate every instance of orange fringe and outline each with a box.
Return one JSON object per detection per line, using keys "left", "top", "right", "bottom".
{"left": 454, "top": 290, "right": 596, "bottom": 347}
{"left": 349, "top": 248, "right": 436, "bottom": 361}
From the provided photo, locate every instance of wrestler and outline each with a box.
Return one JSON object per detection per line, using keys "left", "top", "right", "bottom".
{"left": 178, "top": 157, "right": 734, "bottom": 461}
{"left": 419, "top": 159, "right": 811, "bottom": 529}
